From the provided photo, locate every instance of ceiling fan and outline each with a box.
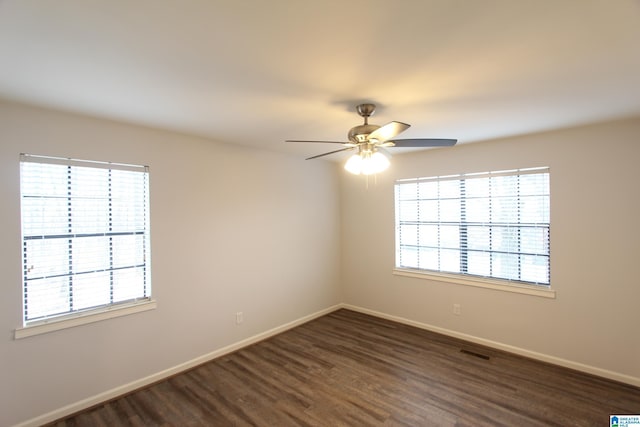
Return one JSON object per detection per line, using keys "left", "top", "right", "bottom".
{"left": 286, "top": 103, "right": 457, "bottom": 175}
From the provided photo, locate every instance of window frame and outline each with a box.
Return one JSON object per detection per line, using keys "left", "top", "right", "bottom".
{"left": 394, "top": 167, "right": 555, "bottom": 298}
{"left": 15, "top": 154, "right": 155, "bottom": 338}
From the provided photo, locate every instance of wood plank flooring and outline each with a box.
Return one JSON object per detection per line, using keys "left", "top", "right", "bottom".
{"left": 47, "top": 309, "right": 640, "bottom": 426}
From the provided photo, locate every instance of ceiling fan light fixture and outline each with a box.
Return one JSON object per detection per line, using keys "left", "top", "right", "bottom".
{"left": 344, "top": 153, "right": 363, "bottom": 174}
{"left": 344, "top": 150, "right": 389, "bottom": 175}
{"left": 364, "top": 151, "right": 390, "bottom": 175}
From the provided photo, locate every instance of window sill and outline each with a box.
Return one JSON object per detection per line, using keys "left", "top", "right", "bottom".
{"left": 393, "top": 268, "right": 556, "bottom": 299}
{"left": 14, "top": 299, "right": 157, "bottom": 339}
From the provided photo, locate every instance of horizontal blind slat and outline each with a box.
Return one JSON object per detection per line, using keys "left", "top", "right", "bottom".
{"left": 20, "top": 153, "right": 148, "bottom": 172}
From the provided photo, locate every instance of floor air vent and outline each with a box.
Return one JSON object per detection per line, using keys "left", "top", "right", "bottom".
{"left": 460, "top": 349, "right": 490, "bottom": 360}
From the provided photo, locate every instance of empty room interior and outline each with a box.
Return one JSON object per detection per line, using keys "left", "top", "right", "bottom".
{"left": 1, "top": 1, "right": 639, "bottom": 426}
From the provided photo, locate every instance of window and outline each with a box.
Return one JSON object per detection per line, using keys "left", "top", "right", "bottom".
{"left": 19, "top": 154, "right": 151, "bottom": 326}
{"left": 395, "top": 167, "right": 550, "bottom": 286}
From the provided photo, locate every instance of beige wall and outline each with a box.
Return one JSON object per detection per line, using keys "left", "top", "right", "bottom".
{"left": 0, "top": 101, "right": 342, "bottom": 426}
{"left": 341, "top": 117, "right": 640, "bottom": 384}
{"left": 2, "top": 99, "right": 639, "bottom": 426}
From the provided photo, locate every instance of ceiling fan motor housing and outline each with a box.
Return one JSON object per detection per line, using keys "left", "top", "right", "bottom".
{"left": 348, "top": 124, "right": 380, "bottom": 143}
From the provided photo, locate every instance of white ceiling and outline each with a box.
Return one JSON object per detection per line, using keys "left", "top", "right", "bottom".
{"left": 1, "top": 0, "right": 640, "bottom": 160}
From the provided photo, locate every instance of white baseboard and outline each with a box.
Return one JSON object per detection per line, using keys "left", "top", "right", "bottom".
{"left": 14, "top": 302, "right": 639, "bottom": 426}
{"left": 342, "top": 303, "right": 640, "bottom": 388}
{"left": 13, "top": 304, "right": 342, "bottom": 427}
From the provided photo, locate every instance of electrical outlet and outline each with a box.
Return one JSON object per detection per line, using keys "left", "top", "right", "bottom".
{"left": 453, "top": 304, "right": 461, "bottom": 315}
{"left": 236, "top": 312, "right": 243, "bottom": 325}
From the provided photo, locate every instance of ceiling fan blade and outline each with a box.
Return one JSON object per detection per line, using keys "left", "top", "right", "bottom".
{"left": 368, "top": 121, "right": 410, "bottom": 143}
{"left": 305, "top": 147, "right": 355, "bottom": 160}
{"left": 386, "top": 138, "right": 457, "bottom": 147}
{"left": 286, "top": 139, "right": 348, "bottom": 144}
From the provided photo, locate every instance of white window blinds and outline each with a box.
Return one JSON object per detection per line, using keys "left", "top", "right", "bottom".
{"left": 20, "top": 154, "right": 151, "bottom": 324}
{"left": 395, "top": 168, "right": 550, "bottom": 286}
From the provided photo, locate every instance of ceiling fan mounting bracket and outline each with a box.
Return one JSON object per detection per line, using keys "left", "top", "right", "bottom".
{"left": 356, "top": 103, "right": 376, "bottom": 119}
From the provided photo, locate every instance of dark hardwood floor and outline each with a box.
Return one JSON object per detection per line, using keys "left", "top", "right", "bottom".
{"left": 47, "top": 309, "right": 640, "bottom": 426}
